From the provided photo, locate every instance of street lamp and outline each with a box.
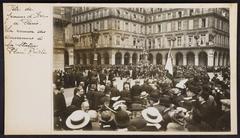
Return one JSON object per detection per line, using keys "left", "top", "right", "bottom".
{"left": 90, "top": 29, "right": 100, "bottom": 66}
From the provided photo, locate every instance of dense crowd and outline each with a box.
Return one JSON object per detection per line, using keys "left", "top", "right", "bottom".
{"left": 53, "top": 65, "right": 230, "bottom": 132}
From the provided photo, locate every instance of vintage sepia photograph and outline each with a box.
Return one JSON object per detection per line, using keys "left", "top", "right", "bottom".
{"left": 53, "top": 6, "right": 232, "bottom": 133}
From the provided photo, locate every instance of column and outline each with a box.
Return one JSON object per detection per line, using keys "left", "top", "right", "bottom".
{"left": 172, "top": 54, "right": 176, "bottom": 65}
{"left": 227, "top": 54, "right": 230, "bottom": 66}
{"left": 137, "top": 53, "right": 140, "bottom": 63}
{"left": 152, "top": 53, "right": 156, "bottom": 65}
{"left": 208, "top": 52, "right": 214, "bottom": 67}
{"left": 215, "top": 53, "right": 219, "bottom": 66}
{"left": 109, "top": 51, "right": 115, "bottom": 65}
{"left": 162, "top": 53, "right": 166, "bottom": 65}
{"left": 68, "top": 48, "right": 74, "bottom": 66}
{"left": 121, "top": 53, "right": 124, "bottom": 65}
{"left": 86, "top": 53, "right": 90, "bottom": 64}
{"left": 183, "top": 54, "right": 187, "bottom": 66}
{"left": 219, "top": 54, "right": 222, "bottom": 66}
{"left": 79, "top": 54, "right": 83, "bottom": 65}
{"left": 129, "top": 54, "right": 132, "bottom": 64}
{"left": 101, "top": 53, "right": 105, "bottom": 65}
{"left": 194, "top": 55, "right": 199, "bottom": 66}
{"left": 223, "top": 54, "right": 226, "bottom": 66}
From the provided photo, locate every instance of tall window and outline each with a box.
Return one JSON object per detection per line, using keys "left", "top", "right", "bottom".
{"left": 167, "top": 13, "right": 172, "bottom": 19}
{"left": 104, "top": 20, "right": 108, "bottom": 29}
{"left": 219, "top": 20, "right": 223, "bottom": 30}
{"left": 215, "top": 18, "right": 218, "bottom": 28}
{"left": 104, "top": 35, "right": 108, "bottom": 45}
{"left": 158, "top": 14, "right": 161, "bottom": 21}
{"left": 100, "top": 21, "right": 104, "bottom": 30}
{"left": 201, "top": 18, "right": 206, "bottom": 28}
{"left": 158, "top": 38, "right": 161, "bottom": 48}
{"left": 148, "top": 39, "right": 152, "bottom": 48}
{"left": 178, "top": 11, "right": 182, "bottom": 18}
{"left": 133, "top": 14, "right": 136, "bottom": 19}
{"left": 167, "top": 23, "right": 171, "bottom": 32}
{"left": 133, "top": 24, "right": 136, "bottom": 33}
{"left": 117, "top": 20, "right": 120, "bottom": 30}
{"left": 125, "top": 22, "right": 129, "bottom": 31}
{"left": 178, "top": 21, "right": 182, "bottom": 30}
{"left": 189, "top": 36, "right": 193, "bottom": 46}
{"left": 116, "top": 36, "right": 120, "bottom": 45}
{"left": 158, "top": 24, "right": 161, "bottom": 32}
{"left": 189, "top": 9, "right": 194, "bottom": 16}
{"left": 148, "top": 26, "right": 152, "bottom": 34}
{"left": 133, "top": 38, "right": 136, "bottom": 46}
{"left": 200, "top": 34, "right": 206, "bottom": 45}
{"left": 177, "top": 36, "right": 182, "bottom": 46}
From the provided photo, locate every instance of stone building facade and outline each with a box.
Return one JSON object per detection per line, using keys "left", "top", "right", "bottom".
{"left": 54, "top": 7, "right": 230, "bottom": 69}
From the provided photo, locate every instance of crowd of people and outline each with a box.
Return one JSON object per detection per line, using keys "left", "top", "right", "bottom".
{"left": 53, "top": 64, "right": 231, "bottom": 132}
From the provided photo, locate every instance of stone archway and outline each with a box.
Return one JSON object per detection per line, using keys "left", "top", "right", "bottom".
{"left": 89, "top": 53, "right": 94, "bottom": 64}
{"left": 97, "top": 53, "right": 101, "bottom": 65}
{"left": 175, "top": 52, "right": 183, "bottom": 66}
{"left": 156, "top": 53, "right": 162, "bottom": 65}
{"left": 218, "top": 53, "right": 222, "bottom": 66}
{"left": 132, "top": 53, "right": 138, "bottom": 65}
{"left": 75, "top": 52, "right": 80, "bottom": 65}
{"left": 104, "top": 52, "right": 109, "bottom": 64}
{"left": 115, "top": 52, "right": 122, "bottom": 65}
{"left": 148, "top": 53, "right": 153, "bottom": 64}
{"left": 198, "top": 51, "right": 208, "bottom": 66}
{"left": 64, "top": 50, "right": 69, "bottom": 66}
{"left": 187, "top": 52, "right": 195, "bottom": 65}
{"left": 82, "top": 53, "right": 87, "bottom": 65}
{"left": 124, "top": 52, "right": 130, "bottom": 65}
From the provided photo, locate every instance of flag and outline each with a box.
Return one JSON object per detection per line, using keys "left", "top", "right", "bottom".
{"left": 165, "top": 50, "right": 173, "bottom": 77}
{"left": 176, "top": 79, "right": 188, "bottom": 89}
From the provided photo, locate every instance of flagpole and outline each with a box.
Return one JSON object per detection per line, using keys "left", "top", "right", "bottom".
{"left": 164, "top": 36, "right": 175, "bottom": 78}
{"left": 167, "top": 37, "right": 175, "bottom": 60}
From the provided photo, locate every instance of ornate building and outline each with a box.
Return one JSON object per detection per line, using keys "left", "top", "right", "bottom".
{"left": 53, "top": 7, "right": 74, "bottom": 70}
{"left": 54, "top": 7, "right": 230, "bottom": 69}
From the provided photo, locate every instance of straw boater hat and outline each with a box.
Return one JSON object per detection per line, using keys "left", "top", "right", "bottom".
{"left": 140, "top": 91, "right": 149, "bottom": 99}
{"left": 141, "top": 107, "right": 163, "bottom": 124}
{"left": 113, "top": 100, "right": 126, "bottom": 110}
{"left": 65, "top": 110, "right": 90, "bottom": 130}
{"left": 111, "top": 96, "right": 121, "bottom": 101}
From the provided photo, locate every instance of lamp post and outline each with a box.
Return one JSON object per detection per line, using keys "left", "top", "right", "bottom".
{"left": 91, "top": 29, "right": 100, "bottom": 67}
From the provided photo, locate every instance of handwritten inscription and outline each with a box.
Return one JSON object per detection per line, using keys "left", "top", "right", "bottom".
{"left": 4, "top": 4, "right": 48, "bottom": 55}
